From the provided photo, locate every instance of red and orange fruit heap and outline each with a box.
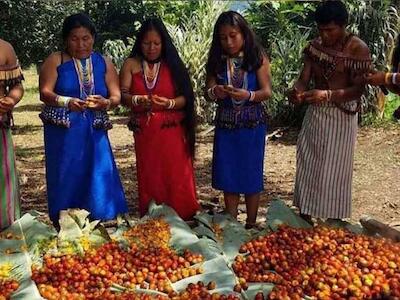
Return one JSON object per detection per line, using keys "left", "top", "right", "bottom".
{"left": 167, "top": 281, "right": 241, "bottom": 300}
{"left": 233, "top": 226, "right": 400, "bottom": 300}
{"left": 32, "top": 241, "right": 204, "bottom": 299}
{"left": 0, "top": 278, "right": 19, "bottom": 300}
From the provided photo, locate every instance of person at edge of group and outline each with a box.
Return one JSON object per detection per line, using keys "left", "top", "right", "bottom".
{"left": 0, "top": 39, "right": 24, "bottom": 229}
{"left": 288, "top": 1, "right": 371, "bottom": 225}
{"left": 39, "top": 13, "right": 128, "bottom": 226}
{"left": 119, "top": 18, "right": 199, "bottom": 220}
{"left": 205, "top": 11, "right": 272, "bottom": 229}
{"left": 365, "top": 35, "right": 400, "bottom": 120}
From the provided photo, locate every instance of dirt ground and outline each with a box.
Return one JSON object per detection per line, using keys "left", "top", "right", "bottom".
{"left": 11, "top": 68, "right": 400, "bottom": 227}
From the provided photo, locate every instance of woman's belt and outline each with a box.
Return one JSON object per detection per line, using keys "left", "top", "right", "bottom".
{"left": 215, "top": 104, "right": 267, "bottom": 129}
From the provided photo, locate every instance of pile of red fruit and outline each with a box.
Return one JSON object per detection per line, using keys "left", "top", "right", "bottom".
{"left": 168, "top": 281, "right": 240, "bottom": 300}
{"left": 233, "top": 226, "right": 400, "bottom": 300}
{"left": 0, "top": 278, "right": 19, "bottom": 300}
{"left": 33, "top": 242, "right": 204, "bottom": 299}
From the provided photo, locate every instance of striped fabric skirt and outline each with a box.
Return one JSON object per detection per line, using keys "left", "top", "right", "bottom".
{"left": 294, "top": 102, "right": 357, "bottom": 219}
{"left": 0, "top": 127, "right": 20, "bottom": 229}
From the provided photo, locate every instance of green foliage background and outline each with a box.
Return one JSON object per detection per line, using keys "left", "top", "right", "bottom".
{"left": 1, "top": 0, "right": 399, "bottom": 125}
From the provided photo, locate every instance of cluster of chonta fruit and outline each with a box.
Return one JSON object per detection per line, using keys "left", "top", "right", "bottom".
{"left": 233, "top": 226, "right": 400, "bottom": 300}
{"left": 123, "top": 218, "right": 171, "bottom": 249}
{"left": 0, "top": 278, "right": 19, "bottom": 300}
{"left": 38, "top": 280, "right": 242, "bottom": 300}
{"left": 32, "top": 241, "right": 204, "bottom": 299}
{"left": 167, "top": 281, "right": 241, "bottom": 300}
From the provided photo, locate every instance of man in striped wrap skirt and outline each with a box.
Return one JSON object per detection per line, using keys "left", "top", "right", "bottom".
{"left": 289, "top": 1, "right": 371, "bottom": 222}
{"left": 0, "top": 39, "right": 24, "bottom": 229}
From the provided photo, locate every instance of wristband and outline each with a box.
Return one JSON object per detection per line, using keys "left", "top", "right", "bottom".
{"left": 326, "top": 90, "right": 332, "bottom": 102}
{"left": 207, "top": 86, "right": 217, "bottom": 100}
{"left": 392, "top": 73, "right": 397, "bottom": 85}
{"left": 131, "top": 95, "right": 139, "bottom": 106}
{"left": 167, "top": 99, "right": 176, "bottom": 109}
{"left": 56, "top": 95, "right": 72, "bottom": 108}
{"left": 249, "top": 91, "right": 255, "bottom": 102}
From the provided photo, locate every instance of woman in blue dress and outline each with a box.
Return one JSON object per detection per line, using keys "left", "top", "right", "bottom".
{"left": 205, "top": 11, "right": 272, "bottom": 229}
{"left": 39, "top": 13, "right": 128, "bottom": 225}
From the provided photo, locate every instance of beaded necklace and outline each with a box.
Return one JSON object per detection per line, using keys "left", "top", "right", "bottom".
{"left": 226, "top": 54, "right": 247, "bottom": 109}
{"left": 142, "top": 60, "right": 161, "bottom": 93}
{"left": 73, "top": 55, "right": 94, "bottom": 99}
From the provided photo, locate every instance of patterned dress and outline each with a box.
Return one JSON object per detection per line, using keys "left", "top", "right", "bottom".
{"left": 212, "top": 58, "right": 267, "bottom": 194}
{"left": 129, "top": 61, "right": 200, "bottom": 220}
{"left": 41, "top": 52, "right": 128, "bottom": 224}
{"left": 0, "top": 63, "right": 23, "bottom": 229}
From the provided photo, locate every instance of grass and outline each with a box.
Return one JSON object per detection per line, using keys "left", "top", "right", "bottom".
{"left": 361, "top": 93, "right": 400, "bottom": 127}
{"left": 22, "top": 67, "right": 40, "bottom": 104}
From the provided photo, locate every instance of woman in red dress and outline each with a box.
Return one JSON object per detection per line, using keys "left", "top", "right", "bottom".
{"left": 120, "top": 18, "right": 199, "bottom": 220}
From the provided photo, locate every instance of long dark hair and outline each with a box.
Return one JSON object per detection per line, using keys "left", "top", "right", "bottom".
{"left": 130, "top": 18, "right": 196, "bottom": 158}
{"left": 392, "top": 35, "right": 400, "bottom": 72}
{"left": 206, "top": 11, "right": 264, "bottom": 78}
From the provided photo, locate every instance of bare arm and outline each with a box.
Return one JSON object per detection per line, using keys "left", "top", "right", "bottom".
{"left": 288, "top": 55, "right": 312, "bottom": 104}
{"left": 120, "top": 58, "right": 135, "bottom": 107}
{"left": 104, "top": 56, "right": 120, "bottom": 109}
{"left": 294, "top": 56, "right": 312, "bottom": 92}
{"left": 0, "top": 42, "right": 24, "bottom": 112}
{"left": 39, "top": 52, "right": 62, "bottom": 106}
{"left": 254, "top": 56, "right": 272, "bottom": 101}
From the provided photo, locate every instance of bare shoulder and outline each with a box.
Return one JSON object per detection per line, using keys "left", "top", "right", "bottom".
{"left": 40, "top": 52, "right": 63, "bottom": 74}
{"left": 347, "top": 35, "right": 370, "bottom": 58}
{"left": 0, "top": 39, "right": 17, "bottom": 65}
{"left": 102, "top": 55, "right": 117, "bottom": 69}
{"left": 121, "top": 57, "right": 141, "bottom": 74}
{"left": 261, "top": 54, "right": 270, "bottom": 65}
{"left": 43, "top": 51, "right": 63, "bottom": 66}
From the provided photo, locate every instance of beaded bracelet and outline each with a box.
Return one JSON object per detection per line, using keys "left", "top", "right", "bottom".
{"left": 131, "top": 95, "right": 139, "bottom": 106}
{"left": 249, "top": 91, "right": 255, "bottom": 102}
{"left": 207, "top": 86, "right": 217, "bottom": 100}
{"left": 167, "top": 99, "right": 176, "bottom": 109}
{"left": 326, "top": 90, "right": 332, "bottom": 102}
{"left": 56, "top": 95, "right": 71, "bottom": 108}
{"left": 392, "top": 73, "right": 398, "bottom": 85}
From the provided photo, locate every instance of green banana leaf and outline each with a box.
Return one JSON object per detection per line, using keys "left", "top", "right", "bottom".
{"left": 57, "top": 209, "right": 110, "bottom": 250}
{"left": 0, "top": 239, "right": 25, "bottom": 254}
{"left": 10, "top": 278, "right": 43, "bottom": 300}
{"left": 1, "top": 213, "right": 57, "bottom": 252}
{"left": 0, "top": 251, "right": 43, "bottom": 299}
{"left": 266, "top": 199, "right": 313, "bottom": 231}
{"left": 147, "top": 201, "right": 200, "bottom": 250}
{"left": 321, "top": 218, "right": 366, "bottom": 234}
{"left": 193, "top": 212, "right": 253, "bottom": 263}
{"left": 220, "top": 221, "right": 253, "bottom": 263}
{"left": 192, "top": 223, "right": 218, "bottom": 241}
{"left": 185, "top": 237, "right": 223, "bottom": 260}
{"left": 193, "top": 211, "right": 214, "bottom": 229}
